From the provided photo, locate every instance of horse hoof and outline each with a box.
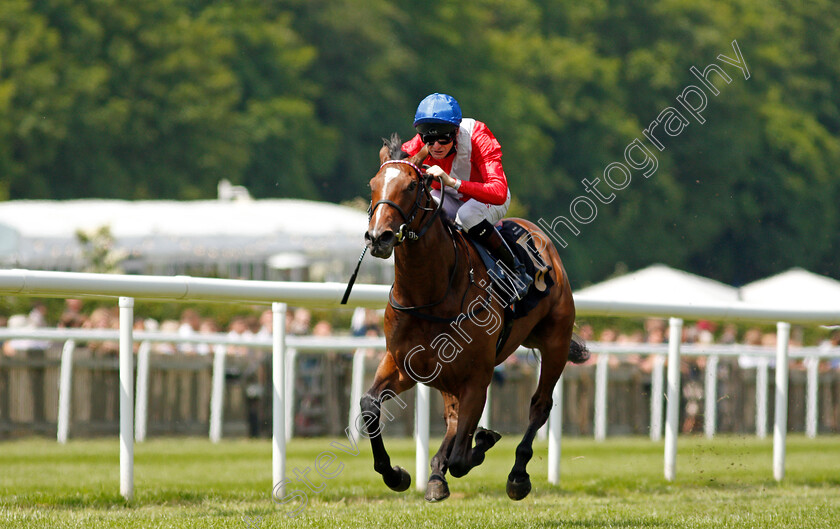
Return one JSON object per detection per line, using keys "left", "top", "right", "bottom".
{"left": 474, "top": 427, "right": 502, "bottom": 449}
{"left": 506, "top": 475, "right": 532, "bottom": 501}
{"left": 425, "top": 475, "right": 450, "bottom": 502}
{"left": 384, "top": 466, "right": 411, "bottom": 492}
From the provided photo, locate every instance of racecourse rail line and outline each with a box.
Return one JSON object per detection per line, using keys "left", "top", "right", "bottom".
{"left": 0, "top": 269, "right": 838, "bottom": 501}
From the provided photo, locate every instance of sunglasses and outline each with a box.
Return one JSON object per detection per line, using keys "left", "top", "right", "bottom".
{"left": 421, "top": 133, "right": 455, "bottom": 145}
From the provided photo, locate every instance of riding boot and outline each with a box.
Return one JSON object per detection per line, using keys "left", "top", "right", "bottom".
{"left": 467, "top": 220, "right": 533, "bottom": 301}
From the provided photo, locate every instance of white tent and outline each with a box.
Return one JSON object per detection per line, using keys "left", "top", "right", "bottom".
{"left": 0, "top": 197, "right": 387, "bottom": 282}
{"left": 574, "top": 264, "right": 740, "bottom": 306}
{"left": 739, "top": 268, "right": 840, "bottom": 310}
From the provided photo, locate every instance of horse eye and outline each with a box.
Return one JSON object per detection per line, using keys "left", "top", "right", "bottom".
{"left": 408, "top": 181, "right": 416, "bottom": 191}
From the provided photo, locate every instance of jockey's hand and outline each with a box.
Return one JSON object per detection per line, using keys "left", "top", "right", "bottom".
{"left": 425, "top": 165, "right": 457, "bottom": 188}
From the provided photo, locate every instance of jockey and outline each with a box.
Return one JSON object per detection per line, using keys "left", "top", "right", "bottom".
{"left": 402, "top": 93, "right": 532, "bottom": 300}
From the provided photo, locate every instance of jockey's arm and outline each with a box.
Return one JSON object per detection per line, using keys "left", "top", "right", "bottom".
{"left": 457, "top": 131, "right": 509, "bottom": 205}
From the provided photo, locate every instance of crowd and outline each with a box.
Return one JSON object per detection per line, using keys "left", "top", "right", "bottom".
{"left": 575, "top": 318, "right": 840, "bottom": 433}
{"left": 2, "top": 301, "right": 839, "bottom": 436}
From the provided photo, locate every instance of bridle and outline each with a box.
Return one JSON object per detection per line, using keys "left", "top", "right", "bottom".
{"left": 368, "top": 159, "right": 443, "bottom": 244}
{"left": 368, "top": 159, "right": 493, "bottom": 323}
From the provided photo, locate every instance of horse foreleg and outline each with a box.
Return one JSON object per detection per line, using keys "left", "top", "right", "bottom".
{"left": 507, "top": 339, "right": 570, "bottom": 500}
{"left": 426, "top": 392, "right": 458, "bottom": 502}
{"left": 447, "top": 378, "right": 500, "bottom": 478}
{"left": 361, "top": 354, "right": 415, "bottom": 492}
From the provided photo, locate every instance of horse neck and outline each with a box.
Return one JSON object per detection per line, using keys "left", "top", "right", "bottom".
{"left": 392, "top": 218, "right": 456, "bottom": 305}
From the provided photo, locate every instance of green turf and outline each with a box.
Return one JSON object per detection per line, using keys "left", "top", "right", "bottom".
{"left": 1, "top": 435, "right": 839, "bottom": 528}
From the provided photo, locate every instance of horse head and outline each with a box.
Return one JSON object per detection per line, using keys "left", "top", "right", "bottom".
{"left": 365, "top": 138, "right": 431, "bottom": 259}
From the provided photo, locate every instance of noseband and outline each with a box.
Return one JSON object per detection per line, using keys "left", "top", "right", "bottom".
{"left": 369, "top": 160, "right": 443, "bottom": 243}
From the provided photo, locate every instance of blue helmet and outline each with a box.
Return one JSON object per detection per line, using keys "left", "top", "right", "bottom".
{"left": 413, "top": 93, "right": 462, "bottom": 135}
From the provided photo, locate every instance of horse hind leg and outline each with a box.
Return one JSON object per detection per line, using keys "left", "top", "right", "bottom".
{"left": 426, "top": 392, "right": 458, "bottom": 502}
{"left": 361, "top": 356, "right": 415, "bottom": 492}
{"left": 507, "top": 335, "right": 572, "bottom": 500}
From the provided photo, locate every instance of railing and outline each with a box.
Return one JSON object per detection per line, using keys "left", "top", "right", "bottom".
{"left": 3, "top": 329, "right": 838, "bottom": 442}
{"left": 0, "top": 268, "right": 838, "bottom": 500}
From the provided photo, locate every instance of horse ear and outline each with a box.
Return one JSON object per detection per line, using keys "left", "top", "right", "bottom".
{"left": 379, "top": 144, "right": 390, "bottom": 164}
{"left": 408, "top": 145, "right": 429, "bottom": 166}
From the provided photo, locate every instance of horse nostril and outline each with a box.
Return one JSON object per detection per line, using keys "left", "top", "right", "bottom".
{"left": 364, "top": 231, "right": 373, "bottom": 245}
{"left": 378, "top": 230, "right": 395, "bottom": 246}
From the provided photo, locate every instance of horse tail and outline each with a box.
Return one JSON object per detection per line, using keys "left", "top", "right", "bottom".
{"left": 568, "top": 333, "right": 590, "bottom": 364}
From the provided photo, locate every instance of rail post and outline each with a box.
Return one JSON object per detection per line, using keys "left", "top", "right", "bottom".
{"left": 664, "top": 317, "right": 683, "bottom": 482}
{"left": 134, "top": 341, "right": 152, "bottom": 442}
{"left": 594, "top": 353, "right": 609, "bottom": 441}
{"left": 118, "top": 297, "right": 135, "bottom": 501}
{"left": 650, "top": 354, "right": 665, "bottom": 441}
{"left": 773, "top": 321, "right": 790, "bottom": 481}
{"left": 805, "top": 355, "right": 819, "bottom": 438}
{"left": 272, "top": 302, "right": 287, "bottom": 498}
{"left": 704, "top": 354, "right": 719, "bottom": 438}
{"left": 415, "top": 384, "right": 430, "bottom": 491}
{"left": 548, "top": 376, "right": 564, "bottom": 485}
{"left": 56, "top": 340, "right": 76, "bottom": 444}
{"left": 209, "top": 343, "right": 226, "bottom": 443}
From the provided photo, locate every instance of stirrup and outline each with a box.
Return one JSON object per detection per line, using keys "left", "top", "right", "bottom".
{"left": 511, "top": 265, "right": 533, "bottom": 301}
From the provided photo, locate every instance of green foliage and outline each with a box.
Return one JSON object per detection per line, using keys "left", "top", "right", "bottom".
{"left": 1, "top": 0, "right": 838, "bottom": 287}
{"left": 75, "top": 225, "right": 126, "bottom": 273}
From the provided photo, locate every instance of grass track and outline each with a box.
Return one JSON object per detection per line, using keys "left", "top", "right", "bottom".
{"left": 1, "top": 435, "right": 839, "bottom": 528}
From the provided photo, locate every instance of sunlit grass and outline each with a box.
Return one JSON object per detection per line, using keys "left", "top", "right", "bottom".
{"left": 1, "top": 435, "right": 839, "bottom": 528}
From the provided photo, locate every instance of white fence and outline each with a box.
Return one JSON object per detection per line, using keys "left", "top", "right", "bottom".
{"left": 0, "top": 269, "right": 838, "bottom": 500}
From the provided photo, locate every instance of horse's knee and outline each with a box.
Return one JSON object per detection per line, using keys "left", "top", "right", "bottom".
{"left": 359, "top": 394, "right": 384, "bottom": 437}
{"left": 528, "top": 397, "right": 552, "bottom": 425}
{"left": 360, "top": 393, "right": 377, "bottom": 414}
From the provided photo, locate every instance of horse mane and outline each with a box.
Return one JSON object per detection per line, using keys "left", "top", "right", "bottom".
{"left": 382, "top": 133, "right": 410, "bottom": 160}
{"left": 379, "top": 131, "right": 457, "bottom": 233}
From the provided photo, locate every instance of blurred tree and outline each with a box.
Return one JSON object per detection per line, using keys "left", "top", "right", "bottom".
{"left": 76, "top": 225, "right": 126, "bottom": 273}
{"left": 0, "top": 0, "right": 837, "bottom": 286}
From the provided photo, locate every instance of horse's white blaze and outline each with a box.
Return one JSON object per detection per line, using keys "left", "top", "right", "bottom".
{"left": 372, "top": 166, "right": 403, "bottom": 234}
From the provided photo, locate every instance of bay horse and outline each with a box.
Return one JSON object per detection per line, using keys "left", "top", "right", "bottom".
{"left": 361, "top": 135, "right": 588, "bottom": 502}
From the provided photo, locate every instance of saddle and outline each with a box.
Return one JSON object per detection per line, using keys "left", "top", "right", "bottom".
{"left": 466, "top": 220, "right": 554, "bottom": 320}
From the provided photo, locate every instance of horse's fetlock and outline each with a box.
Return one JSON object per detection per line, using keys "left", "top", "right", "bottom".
{"left": 515, "top": 445, "right": 533, "bottom": 461}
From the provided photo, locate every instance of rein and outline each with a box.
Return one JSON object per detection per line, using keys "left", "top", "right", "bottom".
{"left": 369, "top": 160, "right": 442, "bottom": 243}
{"left": 372, "top": 160, "right": 492, "bottom": 323}
{"left": 388, "top": 226, "right": 493, "bottom": 324}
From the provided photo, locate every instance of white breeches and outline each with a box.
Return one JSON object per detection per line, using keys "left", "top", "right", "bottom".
{"left": 431, "top": 187, "right": 511, "bottom": 230}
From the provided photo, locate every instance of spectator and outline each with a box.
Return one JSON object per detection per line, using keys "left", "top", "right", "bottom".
{"left": 59, "top": 299, "right": 87, "bottom": 328}
{"left": 312, "top": 320, "right": 333, "bottom": 337}
{"left": 823, "top": 329, "right": 840, "bottom": 371}
{"left": 196, "top": 318, "right": 220, "bottom": 356}
{"left": 351, "top": 308, "right": 383, "bottom": 337}
{"left": 577, "top": 323, "right": 594, "bottom": 342}
{"left": 288, "top": 308, "right": 312, "bottom": 336}
{"left": 599, "top": 328, "right": 618, "bottom": 344}
{"left": 83, "top": 307, "right": 119, "bottom": 356}
{"left": 3, "top": 314, "right": 33, "bottom": 356}
{"left": 597, "top": 328, "right": 619, "bottom": 368}
{"left": 820, "top": 329, "right": 840, "bottom": 431}
{"left": 638, "top": 319, "right": 667, "bottom": 375}
{"left": 696, "top": 320, "right": 716, "bottom": 344}
{"left": 178, "top": 308, "right": 201, "bottom": 354}
{"left": 738, "top": 327, "right": 764, "bottom": 369}
{"left": 154, "top": 319, "right": 180, "bottom": 354}
{"left": 720, "top": 324, "right": 738, "bottom": 345}
{"left": 255, "top": 309, "right": 273, "bottom": 340}
{"left": 227, "top": 317, "right": 253, "bottom": 357}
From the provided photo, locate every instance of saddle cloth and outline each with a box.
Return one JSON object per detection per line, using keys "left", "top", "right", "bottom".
{"left": 469, "top": 220, "right": 554, "bottom": 319}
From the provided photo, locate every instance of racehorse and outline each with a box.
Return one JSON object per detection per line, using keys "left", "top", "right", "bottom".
{"left": 361, "top": 134, "right": 588, "bottom": 502}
